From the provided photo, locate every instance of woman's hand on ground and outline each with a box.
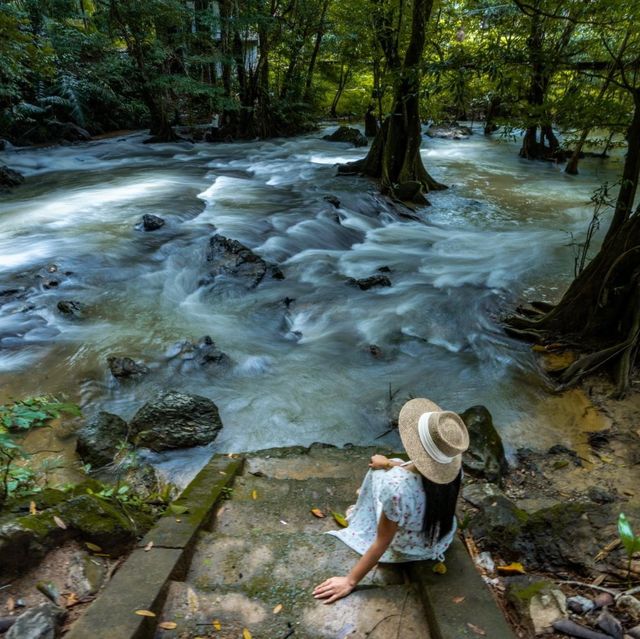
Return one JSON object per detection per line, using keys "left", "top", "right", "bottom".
{"left": 369, "top": 454, "right": 389, "bottom": 470}
{"left": 312, "top": 576, "right": 356, "bottom": 604}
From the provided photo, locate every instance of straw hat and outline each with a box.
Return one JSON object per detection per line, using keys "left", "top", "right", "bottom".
{"left": 398, "top": 398, "right": 469, "bottom": 484}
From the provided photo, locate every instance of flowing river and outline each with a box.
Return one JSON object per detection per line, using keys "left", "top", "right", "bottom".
{"left": 0, "top": 125, "right": 623, "bottom": 468}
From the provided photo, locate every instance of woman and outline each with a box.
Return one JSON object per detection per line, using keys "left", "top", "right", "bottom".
{"left": 313, "top": 397, "right": 468, "bottom": 604}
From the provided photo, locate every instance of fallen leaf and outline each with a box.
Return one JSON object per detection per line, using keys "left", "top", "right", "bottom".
{"left": 175, "top": 519, "right": 181, "bottom": 523}
{"left": 432, "top": 562, "right": 447, "bottom": 575}
{"left": 532, "top": 344, "right": 546, "bottom": 352}
{"left": 187, "top": 586, "right": 199, "bottom": 614}
{"left": 158, "top": 621, "right": 177, "bottom": 630}
{"left": 85, "top": 542, "right": 102, "bottom": 552}
{"left": 310, "top": 508, "right": 325, "bottom": 518}
{"left": 273, "top": 604, "right": 283, "bottom": 614}
{"left": 29, "top": 500, "right": 37, "bottom": 515}
{"left": 6, "top": 596, "right": 15, "bottom": 612}
{"left": 218, "top": 471, "right": 227, "bottom": 475}
{"left": 65, "top": 592, "right": 78, "bottom": 608}
{"left": 497, "top": 562, "right": 525, "bottom": 575}
{"left": 331, "top": 512, "right": 348, "bottom": 527}
{"left": 280, "top": 520, "right": 288, "bottom": 525}
{"left": 242, "top": 629, "right": 252, "bottom": 639}
{"left": 94, "top": 553, "right": 110, "bottom": 557}
{"left": 251, "top": 490, "right": 257, "bottom": 500}
{"left": 168, "top": 504, "right": 188, "bottom": 515}
{"left": 144, "top": 541, "right": 154, "bottom": 552}
{"left": 467, "top": 622, "right": 486, "bottom": 636}
{"left": 212, "top": 619, "right": 222, "bottom": 630}
{"left": 592, "top": 574, "right": 606, "bottom": 586}
{"left": 53, "top": 515, "right": 67, "bottom": 530}
{"left": 452, "top": 596, "right": 465, "bottom": 604}
{"left": 134, "top": 609, "right": 156, "bottom": 617}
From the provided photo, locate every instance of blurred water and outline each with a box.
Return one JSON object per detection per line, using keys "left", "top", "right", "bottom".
{"left": 0, "top": 125, "right": 624, "bottom": 462}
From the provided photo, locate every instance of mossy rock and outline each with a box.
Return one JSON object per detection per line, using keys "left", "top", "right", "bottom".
{"left": 0, "top": 493, "right": 154, "bottom": 577}
{"left": 461, "top": 405, "right": 508, "bottom": 483}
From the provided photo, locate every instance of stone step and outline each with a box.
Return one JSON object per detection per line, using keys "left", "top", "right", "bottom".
{"left": 186, "top": 531, "right": 404, "bottom": 593}
{"left": 213, "top": 479, "right": 358, "bottom": 536}
{"left": 161, "top": 580, "right": 430, "bottom": 639}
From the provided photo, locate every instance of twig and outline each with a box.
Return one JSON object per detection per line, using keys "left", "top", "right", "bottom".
{"left": 366, "top": 613, "right": 400, "bottom": 637}
{"left": 559, "top": 580, "right": 619, "bottom": 595}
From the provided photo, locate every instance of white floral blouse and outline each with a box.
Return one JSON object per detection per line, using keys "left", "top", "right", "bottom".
{"left": 327, "top": 464, "right": 456, "bottom": 563}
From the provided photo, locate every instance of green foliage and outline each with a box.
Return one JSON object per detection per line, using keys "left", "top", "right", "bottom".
{"left": 0, "top": 396, "right": 81, "bottom": 506}
{"left": 618, "top": 512, "right": 640, "bottom": 583}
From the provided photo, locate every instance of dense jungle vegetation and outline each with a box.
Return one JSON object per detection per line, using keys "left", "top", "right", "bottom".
{"left": 2, "top": 0, "right": 640, "bottom": 391}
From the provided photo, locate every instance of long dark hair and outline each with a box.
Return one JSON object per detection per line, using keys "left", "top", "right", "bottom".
{"left": 421, "top": 471, "right": 462, "bottom": 543}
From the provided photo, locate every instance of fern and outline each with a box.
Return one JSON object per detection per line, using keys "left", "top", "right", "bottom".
{"left": 57, "top": 73, "right": 86, "bottom": 126}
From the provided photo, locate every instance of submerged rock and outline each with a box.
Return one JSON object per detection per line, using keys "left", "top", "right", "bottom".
{"left": 323, "top": 126, "right": 368, "bottom": 147}
{"left": 107, "top": 356, "right": 149, "bottom": 379}
{"left": 140, "top": 214, "right": 165, "bottom": 231}
{"left": 202, "top": 235, "right": 284, "bottom": 289}
{"left": 426, "top": 123, "right": 473, "bottom": 139}
{"left": 461, "top": 405, "right": 508, "bottom": 483}
{"left": 347, "top": 275, "right": 391, "bottom": 290}
{"left": 56, "top": 300, "right": 85, "bottom": 318}
{"left": 76, "top": 412, "right": 129, "bottom": 468}
{"left": 0, "top": 165, "right": 25, "bottom": 190}
{"left": 129, "top": 390, "right": 223, "bottom": 451}
{"left": 5, "top": 602, "right": 65, "bottom": 639}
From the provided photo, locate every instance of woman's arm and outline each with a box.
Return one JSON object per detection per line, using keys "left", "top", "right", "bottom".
{"left": 312, "top": 513, "right": 398, "bottom": 604}
{"left": 369, "top": 454, "right": 403, "bottom": 470}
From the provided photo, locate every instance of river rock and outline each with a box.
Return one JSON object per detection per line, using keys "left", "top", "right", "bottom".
{"left": 0, "top": 165, "right": 25, "bottom": 190}
{"left": 617, "top": 595, "right": 640, "bottom": 622}
{"left": 461, "top": 405, "right": 508, "bottom": 483}
{"left": 597, "top": 610, "right": 623, "bottom": 639}
{"left": 324, "top": 195, "right": 341, "bottom": 208}
{"left": 67, "top": 551, "right": 108, "bottom": 597}
{"left": 347, "top": 275, "right": 391, "bottom": 290}
{"left": 202, "top": 235, "right": 285, "bottom": 289}
{"left": 507, "top": 577, "right": 566, "bottom": 635}
{"left": 629, "top": 625, "right": 640, "bottom": 639}
{"left": 5, "top": 602, "right": 65, "bottom": 639}
{"left": 426, "top": 123, "right": 473, "bottom": 139}
{"left": 323, "top": 126, "right": 368, "bottom": 147}
{"left": 56, "top": 300, "right": 85, "bottom": 318}
{"left": 129, "top": 390, "right": 223, "bottom": 451}
{"left": 107, "top": 356, "right": 149, "bottom": 379}
{"left": 552, "top": 619, "right": 611, "bottom": 639}
{"left": 568, "top": 595, "right": 596, "bottom": 615}
{"left": 76, "top": 412, "right": 129, "bottom": 467}
{"left": 166, "top": 335, "right": 232, "bottom": 370}
{"left": 141, "top": 214, "right": 165, "bottom": 231}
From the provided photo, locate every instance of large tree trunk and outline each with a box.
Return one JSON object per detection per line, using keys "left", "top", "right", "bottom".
{"left": 507, "top": 90, "right": 640, "bottom": 395}
{"left": 338, "top": 0, "right": 445, "bottom": 203}
{"left": 303, "top": 0, "right": 330, "bottom": 103}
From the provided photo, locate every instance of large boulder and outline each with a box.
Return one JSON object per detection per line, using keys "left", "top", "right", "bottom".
{"left": 76, "top": 412, "right": 129, "bottom": 468}
{"left": 460, "top": 405, "right": 508, "bottom": 483}
{"left": 6, "top": 602, "right": 66, "bottom": 639}
{"left": 202, "top": 235, "right": 284, "bottom": 289}
{"left": 0, "top": 165, "right": 25, "bottom": 190}
{"left": 323, "top": 126, "right": 368, "bottom": 147}
{"left": 129, "top": 390, "right": 223, "bottom": 451}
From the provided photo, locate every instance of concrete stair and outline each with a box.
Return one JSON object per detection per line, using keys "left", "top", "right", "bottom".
{"left": 157, "top": 445, "right": 431, "bottom": 638}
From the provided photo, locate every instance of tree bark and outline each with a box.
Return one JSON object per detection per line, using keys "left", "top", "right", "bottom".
{"left": 339, "top": 0, "right": 444, "bottom": 202}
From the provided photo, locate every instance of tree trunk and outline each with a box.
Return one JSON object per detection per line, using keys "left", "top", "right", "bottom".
{"left": 329, "top": 64, "right": 349, "bottom": 118}
{"left": 303, "top": 0, "right": 330, "bottom": 103}
{"left": 338, "top": 0, "right": 445, "bottom": 202}
{"left": 506, "top": 90, "right": 640, "bottom": 395}
{"left": 484, "top": 95, "right": 500, "bottom": 135}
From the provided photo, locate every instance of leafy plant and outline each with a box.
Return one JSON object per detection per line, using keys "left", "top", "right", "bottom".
{"left": 0, "top": 396, "right": 81, "bottom": 506}
{"left": 618, "top": 512, "right": 640, "bottom": 585}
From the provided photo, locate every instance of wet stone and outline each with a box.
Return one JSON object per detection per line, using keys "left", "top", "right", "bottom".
{"left": 5, "top": 602, "right": 65, "bottom": 639}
